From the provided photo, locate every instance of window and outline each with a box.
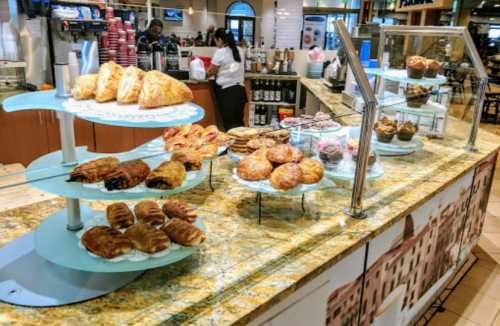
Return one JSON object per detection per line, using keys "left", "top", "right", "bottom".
{"left": 225, "top": 1, "right": 256, "bottom": 45}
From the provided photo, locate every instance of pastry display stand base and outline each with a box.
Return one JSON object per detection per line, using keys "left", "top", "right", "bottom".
{"left": 255, "top": 192, "right": 307, "bottom": 225}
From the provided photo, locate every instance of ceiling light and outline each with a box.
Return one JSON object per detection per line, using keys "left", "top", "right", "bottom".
{"left": 188, "top": 6, "right": 193, "bottom": 15}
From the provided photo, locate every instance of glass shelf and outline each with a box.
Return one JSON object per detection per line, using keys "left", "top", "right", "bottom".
{"left": 365, "top": 68, "right": 448, "bottom": 86}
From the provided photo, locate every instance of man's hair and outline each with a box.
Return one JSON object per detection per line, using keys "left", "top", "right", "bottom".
{"left": 149, "top": 18, "right": 163, "bottom": 30}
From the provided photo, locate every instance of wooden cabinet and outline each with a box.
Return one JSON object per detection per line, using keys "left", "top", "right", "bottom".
{"left": 133, "top": 128, "right": 163, "bottom": 147}
{"left": 94, "top": 124, "right": 135, "bottom": 153}
{"left": 190, "top": 83, "right": 220, "bottom": 128}
{"left": 45, "top": 111, "right": 95, "bottom": 152}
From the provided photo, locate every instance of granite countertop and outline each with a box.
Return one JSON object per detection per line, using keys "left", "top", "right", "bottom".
{"left": 0, "top": 120, "right": 499, "bottom": 324}
{"left": 300, "top": 78, "right": 362, "bottom": 125}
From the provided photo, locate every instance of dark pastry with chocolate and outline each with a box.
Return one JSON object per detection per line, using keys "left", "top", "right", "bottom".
{"left": 269, "top": 163, "right": 303, "bottom": 191}
{"left": 106, "top": 202, "right": 134, "bottom": 229}
{"left": 266, "top": 144, "right": 294, "bottom": 164}
{"left": 406, "top": 85, "right": 431, "bottom": 108}
{"left": 81, "top": 226, "right": 133, "bottom": 259}
{"left": 146, "top": 161, "right": 186, "bottom": 190}
{"left": 134, "top": 200, "right": 166, "bottom": 226}
{"left": 162, "top": 198, "right": 197, "bottom": 223}
{"left": 352, "top": 150, "right": 377, "bottom": 167}
{"left": 67, "top": 157, "right": 120, "bottom": 183}
{"left": 104, "top": 160, "right": 150, "bottom": 191}
{"left": 299, "top": 158, "right": 324, "bottom": 184}
{"left": 171, "top": 149, "right": 202, "bottom": 171}
{"left": 397, "top": 121, "right": 418, "bottom": 141}
{"left": 237, "top": 156, "right": 273, "bottom": 181}
{"left": 125, "top": 223, "right": 170, "bottom": 253}
{"left": 425, "top": 59, "right": 443, "bottom": 78}
{"left": 319, "top": 144, "right": 343, "bottom": 166}
{"left": 406, "top": 56, "right": 427, "bottom": 79}
{"left": 374, "top": 117, "right": 397, "bottom": 143}
{"left": 161, "top": 218, "right": 205, "bottom": 246}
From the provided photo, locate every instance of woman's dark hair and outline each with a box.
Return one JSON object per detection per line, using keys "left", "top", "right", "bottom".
{"left": 214, "top": 28, "right": 241, "bottom": 62}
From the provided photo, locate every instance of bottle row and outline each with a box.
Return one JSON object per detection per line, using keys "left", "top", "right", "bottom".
{"left": 251, "top": 80, "right": 297, "bottom": 104}
{"left": 251, "top": 105, "right": 295, "bottom": 127}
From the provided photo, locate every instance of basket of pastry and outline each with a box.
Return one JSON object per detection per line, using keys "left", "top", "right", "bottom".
{"left": 66, "top": 153, "right": 207, "bottom": 195}
{"left": 233, "top": 143, "right": 332, "bottom": 195}
{"left": 65, "top": 63, "right": 203, "bottom": 127}
{"left": 77, "top": 199, "right": 205, "bottom": 262}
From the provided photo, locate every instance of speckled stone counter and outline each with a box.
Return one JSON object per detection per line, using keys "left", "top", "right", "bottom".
{"left": 0, "top": 118, "right": 498, "bottom": 324}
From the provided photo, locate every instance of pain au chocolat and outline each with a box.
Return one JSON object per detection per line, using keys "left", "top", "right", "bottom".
{"left": 145, "top": 160, "right": 186, "bottom": 190}
{"left": 125, "top": 223, "right": 171, "bottom": 254}
{"left": 104, "top": 160, "right": 151, "bottom": 191}
{"left": 106, "top": 202, "right": 134, "bottom": 229}
{"left": 162, "top": 198, "right": 197, "bottom": 223}
{"left": 161, "top": 218, "right": 205, "bottom": 246}
{"left": 67, "top": 157, "right": 120, "bottom": 183}
{"left": 81, "top": 226, "right": 133, "bottom": 259}
{"left": 134, "top": 200, "right": 167, "bottom": 226}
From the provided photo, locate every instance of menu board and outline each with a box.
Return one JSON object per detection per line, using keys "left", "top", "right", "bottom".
{"left": 301, "top": 15, "right": 327, "bottom": 49}
{"left": 396, "top": 0, "right": 452, "bottom": 12}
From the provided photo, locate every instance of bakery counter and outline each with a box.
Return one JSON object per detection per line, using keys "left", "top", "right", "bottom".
{"left": 0, "top": 116, "right": 498, "bottom": 324}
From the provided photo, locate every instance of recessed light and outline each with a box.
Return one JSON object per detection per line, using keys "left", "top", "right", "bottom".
{"left": 490, "top": 17, "right": 495, "bottom": 21}
{"left": 495, "top": 4, "right": 500, "bottom": 7}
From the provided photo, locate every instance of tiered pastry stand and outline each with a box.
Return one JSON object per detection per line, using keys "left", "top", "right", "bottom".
{"left": 365, "top": 68, "right": 449, "bottom": 156}
{"left": 0, "top": 90, "right": 206, "bottom": 306}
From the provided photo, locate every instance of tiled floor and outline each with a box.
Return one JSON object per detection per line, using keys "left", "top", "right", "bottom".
{"left": 425, "top": 121, "right": 500, "bottom": 325}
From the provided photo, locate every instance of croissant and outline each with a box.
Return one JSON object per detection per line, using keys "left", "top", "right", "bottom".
{"left": 125, "top": 223, "right": 171, "bottom": 253}
{"left": 73, "top": 74, "right": 97, "bottom": 100}
{"left": 67, "top": 157, "right": 120, "bottom": 183}
{"left": 117, "top": 66, "right": 145, "bottom": 104}
{"left": 104, "top": 160, "right": 151, "bottom": 191}
{"left": 106, "top": 202, "right": 134, "bottom": 229}
{"left": 145, "top": 161, "right": 186, "bottom": 190}
{"left": 138, "top": 71, "right": 193, "bottom": 108}
{"left": 162, "top": 199, "right": 197, "bottom": 223}
{"left": 134, "top": 200, "right": 166, "bottom": 225}
{"left": 95, "top": 61, "right": 123, "bottom": 103}
{"left": 161, "top": 218, "right": 205, "bottom": 246}
{"left": 171, "top": 149, "right": 202, "bottom": 171}
{"left": 269, "top": 163, "right": 303, "bottom": 191}
{"left": 298, "top": 158, "right": 324, "bottom": 184}
{"left": 196, "top": 143, "right": 218, "bottom": 160}
{"left": 81, "top": 226, "right": 133, "bottom": 259}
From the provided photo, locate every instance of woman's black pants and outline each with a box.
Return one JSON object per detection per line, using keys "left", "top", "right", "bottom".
{"left": 214, "top": 84, "right": 247, "bottom": 131}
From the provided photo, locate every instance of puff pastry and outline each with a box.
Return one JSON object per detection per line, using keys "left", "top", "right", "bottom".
{"left": 161, "top": 218, "right": 205, "bottom": 246}
{"left": 73, "top": 74, "right": 97, "bottom": 100}
{"left": 104, "top": 160, "right": 151, "bottom": 191}
{"left": 171, "top": 149, "right": 202, "bottom": 171}
{"left": 145, "top": 161, "right": 186, "bottom": 190}
{"left": 125, "top": 223, "right": 170, "bottom": 253}
{"left": 237, "top": 156, "right": 273, "bottom": 181}
{"left": 165, "top": 135, "right": 190, "bottom": 151}
{"left": 67, "top": 157, "right": 120, "bottom": 183}
{"left": 269, "top": 163, "right": 303, "bottom": 191}
{"left": 163, "top": 126, "right": 180, "bottom": 140}
{"left": 138, "top": 71, "right": 193, "bottom": 108}
{"left": 187, "top": 124, "right": 204, "bottom": 137}
{"left": 202, "top": 125, "right": 219, "bottom": 143}
{"left": 95, "top": 61, "right": 123, "bottom": 102}
{"left": 134, "top": 200, "right": 167, "bottom": 225}
{"left": 291, "top": 147, "right": 304, "bottom": 163}
{"left": 266, "top": 144, "right": 294, "bottom": 164}
{"left": 81, "top": 226, "right": 132, "bottom": 259}
{"left": 117, "top": 66, "right": 145, "bottom": 104}
{"left": 298, "top": 158, "right": 324, "bottom": 184}
{"left": 162, "top": 198, "right": 197, "bottom": 223}
{"left": 106, "top": 202, "right": 134, "bottom": 229}
{"left": 197, "top": 143, "right": 218, "bottom": 160}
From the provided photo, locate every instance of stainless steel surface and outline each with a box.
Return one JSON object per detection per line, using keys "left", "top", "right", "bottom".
{"left": 334, "top": 20, "right": 377, "bottom": 219}
{"left": 0, "top": 232, "right": 142, "bottom": 307}
{"left": 378, "top": 25, "right": 488, "bottom": 151}
{"left": 54, "top": 64, "right": 71, "bottom": 98}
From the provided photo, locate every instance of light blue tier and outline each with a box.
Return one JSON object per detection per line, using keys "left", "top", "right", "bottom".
{"left": 2, "top": 91, "right": 205, "bottom": 128}
{"left": 232, "top": 169, "right": 336, "bottom": 196}
{"left": 26, "top": 146, "right": 207, "bottom": 200}
{"left": 373, "top": 137, "right": 423, "bottom": 156}
{"left": 365, "top": 68, "right": 447, "bottom": 86}
{"left": 323, "top": 161, "right": 384, "bottom": 182}
{"left": 34, "top": 205, "right": 206, "bottom": 273}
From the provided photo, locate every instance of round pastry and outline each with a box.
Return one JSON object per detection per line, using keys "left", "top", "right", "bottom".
{"left": 266, "top": 144, "right": 295, "bottom": 164}
{"left": 319, "top": 144, "right": 343, "bottom": 166}
{"left": 249, "top": 148, "right": 269, "bottom": 160}
{"left": 298, "top": 158, "right": 324, "bottom": 184}
{"left": 269, "top": 163, "right": 303, "bottom": 191}
{"left": 406, "top": 85, "right": 431, "bottom": 108}
{"left": 265, "top": 129, "right": 291, "bottom": 144}
{"left": 397, "top": 121, "right": 418, "bottom": 141}
{"left": 374, "top": 117, "right": 397, "bottom": 143}
{"left": 291, "top": 146, "right": 304, "bottom": 163}
{"left": 425, "top": 59, "right": 443, "bottom": 78}
{"left": 247, "top": 137, "right": 276, "bottom": 152}
{"left": 227, "top": 127, "right": 259, "bottom": 139}
{"left": 236, "top": 157, "right": 273, "bottom": 181}
{"left": 406, "top": 56, "right": 427, "bottom": 79}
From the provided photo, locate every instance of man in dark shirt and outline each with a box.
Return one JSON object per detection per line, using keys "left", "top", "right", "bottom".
{"left": 137, "top": 18, "right": 168, "bottom": 47}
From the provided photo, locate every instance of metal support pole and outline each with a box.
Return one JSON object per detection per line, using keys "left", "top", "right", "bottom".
{"left": 56, "top": 111, "right": 82, "bottom": 231}
{"left": 465, "top": 78, "right": 487, "bottom": 152}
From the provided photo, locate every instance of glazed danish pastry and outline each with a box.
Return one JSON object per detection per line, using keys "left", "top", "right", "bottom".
{"left": 269, "top": 163, "right": 303, "bottom": 191}
{"left": 162, "top": 198, "right": 197, "bottom": 223}
{"left": 67, "top": 157, "right": 120, "bottom": 183}
{"left": 125, "top": 223, "right": 171, "bottom": 253}
{"left": 236, "top": 156, "right": 273, "bottom": 181}
{"left": 134, "top": 200, "right": 167, "bottom": 226}
{"left": 145, "top": 161, "right": 186, "bottom": 190}
{"left": 104, "top": 160, "right": 150, "bottom": 191}
{"left": 298, "top": 158, "right": 324, "bottom": 184}
{"left": 106, "top": 202, "right": 134, "bottom": 229}
{"left": 161, "top": 218, "right": 205, "bottom": 246}
{"left": 81, "top": 226, "right": 132, "bottom": 259}
{"left": 266, "top": 144, "right": 295, "bottom": 164}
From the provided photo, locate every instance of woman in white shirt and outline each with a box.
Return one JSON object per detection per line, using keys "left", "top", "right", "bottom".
{"left": 207, "top": 28, "right": 247, "bottom": 131}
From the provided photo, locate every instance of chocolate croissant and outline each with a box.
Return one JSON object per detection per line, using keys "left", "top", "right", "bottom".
{"left": 145, "top": 161, "right": 186, "bottom": 190}
{"left": 81, "top": 226, "right": 133, "bottom": 259}
{"left": 67, "top": 157, "right": 120, "bottom": 183}
{"left": 171, "top": 149, "right": 203, "bottom": 171}
{"left": 106, "top": 202, "right": 134, "bottom": 229}
{"left": 162, "top": 199, "right": 197, "bottom": 223}
{"left": 161, "top": 218, "right": 205, "bottom": 246}
{"left": 125, "top": 223, "right": 170, "bottom": 253}
{"left": 104, "top": 160, "right": 151, "bottom": 191}
{"left": 134, "top": 200, "right": 166, "bottom": 226}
